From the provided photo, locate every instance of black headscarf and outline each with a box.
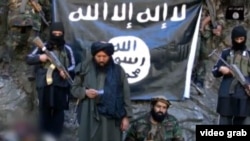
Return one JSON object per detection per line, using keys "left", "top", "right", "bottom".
{"left": 231, "top": 25, "right": 247, "bottom": 51}
{"left": 91, "top": 41, "right": 114, "bottom": 56}
{"left": 48, "top": 22, "right": 65, "bottom": 49}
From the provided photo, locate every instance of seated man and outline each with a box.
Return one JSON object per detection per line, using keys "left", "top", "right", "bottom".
{"left": 125, "top": 96, "right": 184, "bottom": 141}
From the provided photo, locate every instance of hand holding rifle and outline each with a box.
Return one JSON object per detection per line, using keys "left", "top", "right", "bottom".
{"left": 32, "top": 36, "right": 74, "bottom": 85}
{"left": 209, "top": 49, "right": 250, "bottom": 96}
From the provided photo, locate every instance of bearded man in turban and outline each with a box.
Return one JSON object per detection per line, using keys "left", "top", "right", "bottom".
{"left": 71, "top": 41, "right": 132, "bottom": 141}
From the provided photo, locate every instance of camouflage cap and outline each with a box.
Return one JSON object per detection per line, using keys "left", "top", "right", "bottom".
{"left": 151, "top": 95, "right": 171, "bottom": 107}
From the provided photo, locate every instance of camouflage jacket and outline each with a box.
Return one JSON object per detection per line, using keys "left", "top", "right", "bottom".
{"left": 7, "top": 0, "right": 50, "bottom": 31}
{"left": 125, "top": 113, "right": 184, "bottom": 141}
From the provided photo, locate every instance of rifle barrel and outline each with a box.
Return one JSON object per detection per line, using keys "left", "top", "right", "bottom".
{"left": 39, "top": 12, "right": 49, "bottom": 26}
{"left": 209, "top": 49, "right": 231, "bottom": 67}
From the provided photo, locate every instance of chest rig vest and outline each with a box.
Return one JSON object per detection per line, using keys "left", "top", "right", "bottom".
{"left": 227, "top": 50, "right": 250, "bottom": 76}
{"left": 227, "top": 50, "right": 250, "bottom": 94}
{"left": 43, "top": 47, "right": 69, "bottom": 85}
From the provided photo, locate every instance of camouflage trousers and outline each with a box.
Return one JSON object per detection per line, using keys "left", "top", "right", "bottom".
{"left": 192, "top": 36, "right": 209, "bottom": 87}
{"left": 2, "top": 26, "right": 38, "bottom": 62}
{"left": 193, "top": 60, "right": 207, "bottom": 82}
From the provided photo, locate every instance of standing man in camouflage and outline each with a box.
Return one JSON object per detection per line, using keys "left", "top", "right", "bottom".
{"left": 125, "top": 96, "right": 184, "bottom": 141}
{"left": 192, "top": 0, "right": 224, "bottom": 91}
{"left": 1, "top": 0, "right": 50, "bottom": 77}
{"left": 1, "top": 0, "right": 50, "bottom": 111}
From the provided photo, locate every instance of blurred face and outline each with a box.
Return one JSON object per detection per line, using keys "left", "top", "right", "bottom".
{"left": 94, "top": 51, "right": 110, "bottom": 67}
{"left": 234, "top": 36, "right": 245, "bottom": 43}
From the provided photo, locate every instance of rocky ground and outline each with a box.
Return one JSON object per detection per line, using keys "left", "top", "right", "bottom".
{"left": 0, "top": 57, "right": 220, "bottom": 141}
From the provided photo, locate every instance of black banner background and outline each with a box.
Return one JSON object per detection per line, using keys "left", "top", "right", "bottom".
{"left": 52, "top": 0, "right": 202, "bottom": 100}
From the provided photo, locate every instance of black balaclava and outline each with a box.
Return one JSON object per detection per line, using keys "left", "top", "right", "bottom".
{"left": 231, "top": 25, "right": 247, "bottom": 51}
{"left": 150, "top": 108, "right": 167, "bottom": 123}
{"left": 49, "top": 22, "right": 65, "bottom": 49}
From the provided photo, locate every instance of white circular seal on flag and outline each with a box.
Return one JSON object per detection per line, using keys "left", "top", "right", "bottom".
{"left": 109, "top": 36, "right": 151, "bottom": 84}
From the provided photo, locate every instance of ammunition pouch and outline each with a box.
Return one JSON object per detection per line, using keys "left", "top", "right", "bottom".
{"left": 227, "top": 50, "right": 250, "bottom": 76}
{"left": 46, "top": 63, "right": 56, "bottom": 85}
{"left": 43, "top": 49, "right": 69, "bottom": 85}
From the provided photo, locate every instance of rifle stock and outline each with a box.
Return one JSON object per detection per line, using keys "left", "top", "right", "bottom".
{"left": 29, "top": 0, "right": 49, "bottom": 26}
{"left": 32, "top": 36, "right": 74, "bottom": 85}
{"left": 209, "top": 49, "right": 250, "bottom": 96}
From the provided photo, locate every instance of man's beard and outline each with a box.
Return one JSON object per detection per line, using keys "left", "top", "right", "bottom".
{"left": 150, "top": 109, "right": 166, "bottom": 123}
{"left": 93, "top": 59, "right": 109, "bottom": 72}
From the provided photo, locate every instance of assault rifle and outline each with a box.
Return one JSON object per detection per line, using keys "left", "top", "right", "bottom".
{"left": 32, "top": 36, "right": 74, "bottom": 85}
{"left": 29, "top": 0, "right": 50, "bottom": 26}
{"left": 209, "top": 49, "right": 250, "bottom": 96}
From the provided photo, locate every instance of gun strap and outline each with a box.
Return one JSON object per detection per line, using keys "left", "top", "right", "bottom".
{"left": 46, "top": 63, "right": 56, "bottom": 85}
